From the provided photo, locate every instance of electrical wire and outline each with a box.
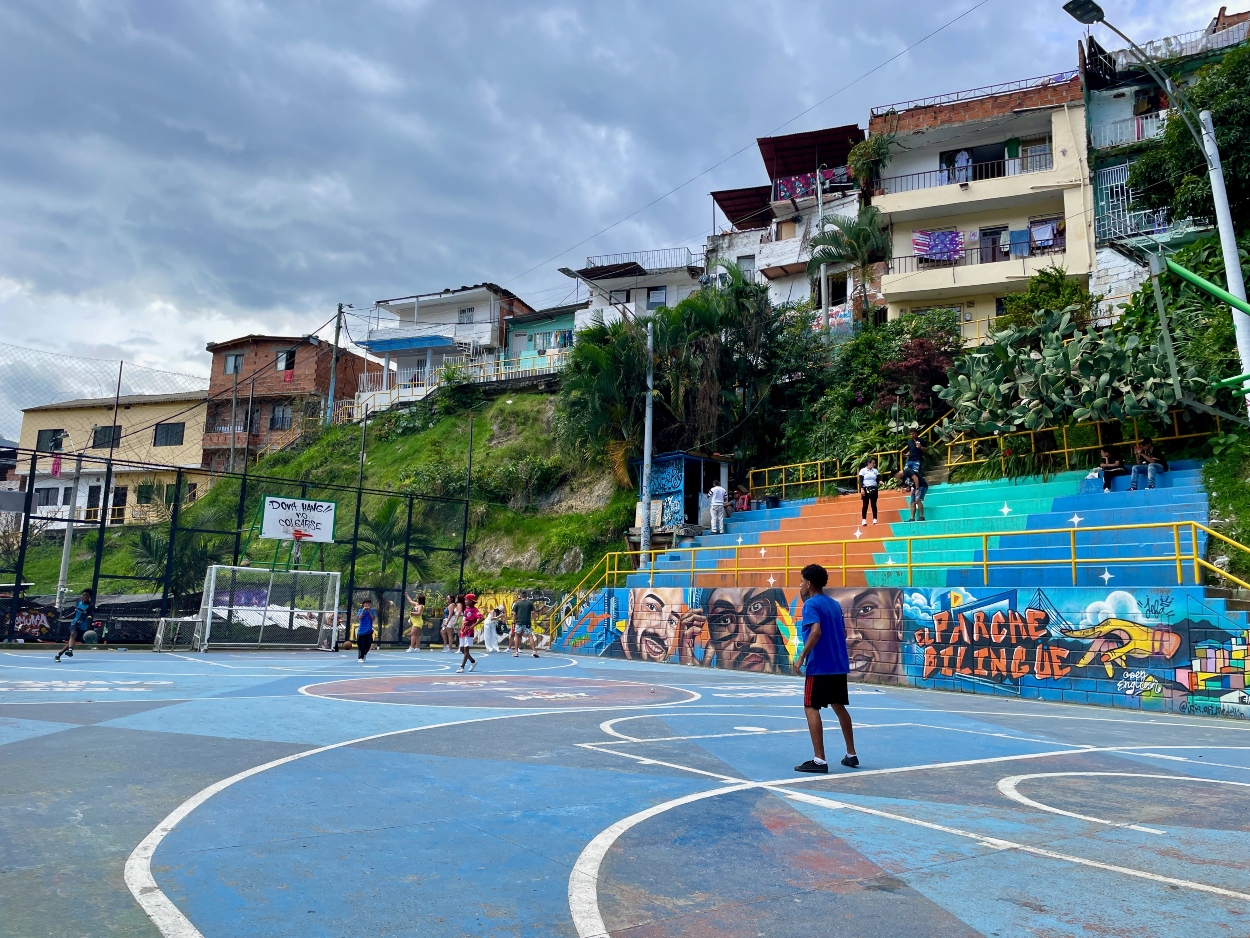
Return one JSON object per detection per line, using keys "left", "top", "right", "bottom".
{"left": 499, "top": 0, "right": 998, "bottom": 289}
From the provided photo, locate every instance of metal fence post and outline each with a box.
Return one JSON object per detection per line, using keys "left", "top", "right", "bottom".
{"left": 90, "top": 459, "right": 113, "bottom": 603}
{"left": 159, "top": 469, "right": 183, "bottom": 619}
{"left": 232, "top": 466, "right": 248, "bottom": 566}
{"left": 399, "top": 495, "right": 414, "bottom": 645}
{"left": 344, "top": 477, "right": 365, "bottom": 634}
{"left": 6, "top": 451, "right": 38, "bottom": 642}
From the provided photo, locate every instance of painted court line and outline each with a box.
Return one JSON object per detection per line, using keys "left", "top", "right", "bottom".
{"left": 996, "top": 771, "right": 1250, "bottom": 834}
{"left": 782, "top": 788, "right": 1250, "bottom": 902}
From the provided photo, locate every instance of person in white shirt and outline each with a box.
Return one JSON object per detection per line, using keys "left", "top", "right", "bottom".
{"left": 708, "top": 483, "right": 728, "bottom": 534}
{"left": 858, "top": 458, "right": 880, "bottom": 527}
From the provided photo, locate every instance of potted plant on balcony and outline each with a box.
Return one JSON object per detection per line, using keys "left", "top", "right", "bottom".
{"left": 848, "top": 133, "right": 895, "bottom": 197}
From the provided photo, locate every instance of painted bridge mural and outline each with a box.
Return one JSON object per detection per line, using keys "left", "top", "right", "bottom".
{"left": 555, "top": 586, "right": 1250, "bottom": 720}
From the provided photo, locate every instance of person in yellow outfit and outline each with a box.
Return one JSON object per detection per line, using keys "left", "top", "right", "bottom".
{"left": 404, "top": 592, "right": 426, "bottom": 652}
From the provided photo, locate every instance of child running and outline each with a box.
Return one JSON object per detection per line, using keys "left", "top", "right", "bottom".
{"left": 457, "top": 593, "right": 481, "bottom": 672}
{"left": 404, "top": 592, "right": 425, "bottom": 652}
{"left": 792, "top": 563, "right": 858, "bottom": 773}
{"left": 54, "top": 589, "right": 94, "bottom": 662}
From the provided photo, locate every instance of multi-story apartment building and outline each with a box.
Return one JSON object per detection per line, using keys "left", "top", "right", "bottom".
{"left": 1081, "top": 8, "right": 1249, "bottom": 313}
{"left": 17, "top": 391, "right": 208, "bottom": 527}
{"left": 355, "top": 283, "right": 533, "bottom": 412}
{"left": 203, "top": 334, "right": 374, "bottom": 470}
{"left": 865, "top": 71, "right": 1095, "bottom": 344}
{"left": 706, "top": 125, "right": 864, "bottom": 318}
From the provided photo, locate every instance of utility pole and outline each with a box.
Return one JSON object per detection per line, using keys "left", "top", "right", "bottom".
{"left": 457, "top": 416, "right": 473, "bottom": 595}
{"left": 243, "top": 376, "right": 255, "bottom": 469}
{"left": 54, "top": 451, "right": 83, "bottom": 612}
{"left": 640, "top": 321, "right": 654, "bottom": 563}
{"left": 326, "top": 303, "right": 343, "bottom": 427}
{"left": 228, "top": 364, "right": 239, "bottom": 473}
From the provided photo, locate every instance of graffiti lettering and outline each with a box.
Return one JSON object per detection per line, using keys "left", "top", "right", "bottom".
{"left": 1116, "top": 669, "right": 1162, "bottom": 697}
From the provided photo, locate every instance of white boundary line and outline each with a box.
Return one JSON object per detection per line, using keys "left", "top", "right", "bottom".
{"left": 296, "top": 675, "right": 702, "bottom": 709}
{"left": 996, "top": 771, "right": 1250, "bottom": 834}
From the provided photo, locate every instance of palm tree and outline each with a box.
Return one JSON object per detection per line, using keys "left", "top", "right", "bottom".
{"left": 131, "top": 524, "right": 231, "bottom": 616}
{"left": 807, "top": 205, "right": 891, "bottom": 320}
{"left": 357, "top": 497, "right": 428, "bottom": 637}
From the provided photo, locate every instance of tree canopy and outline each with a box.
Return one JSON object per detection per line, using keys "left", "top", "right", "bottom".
{"left": 1127, "top": 43, "right": 1250, "bottom": 230}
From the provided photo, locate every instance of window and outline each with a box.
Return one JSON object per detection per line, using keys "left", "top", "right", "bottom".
{"left": 136, "top": 484, "right": 155, "bottom": 505}
{"left": 608, "top": 290, "right": 630, "bottom": 305}
{"left": 62, "top": 487, "right": 73, "bottom": 506}
{"left": 91, "top": 425, "right": 121, "bottom": 449}
{"left": 534, "top": 332, "right": 553, "bottom": 352}
{"left": 35, "top": 429, "right": 65, "bottom": 452}
{"left": 153, "top": 422, "right": 185, "bottom": 447}
{"left": 979, "top": 225, "right": 1009, "bottom": 263}
{"left": 35, "top": 488, "right": 58, "bottom": 507}
{"left": 223, "top": 353, "right": 244, "bottom": 375}
{"left": 457, "top": 307, "right": 475, "bottom": 325}
{"left": 737, "top": 255, "right": 756, "bottom": 283}
{"left": 275, "top": 348, "right": 296, "bottom": 371}
{"left": 646, "top": 286, "right": 667, "bottom": 310}
{"left": 1021, "top": 135, "right": 1052, "bottom": 173}
{"left": 186, "top": 482, "right": 198, "bottom": 502}
{"left": 269, "top": 404, "right": 293, "bottom": 431}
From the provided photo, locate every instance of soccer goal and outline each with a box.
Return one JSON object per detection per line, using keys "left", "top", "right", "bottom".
{"left": 192, "top": 565, "right": 341, "bottom": 651}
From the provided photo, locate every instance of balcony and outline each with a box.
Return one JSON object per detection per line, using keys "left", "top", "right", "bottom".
{"left": 1090, "top": 112, "right": 1166, "bottom": 150}
{"left": 882, "top": 239, "right": 1073, "bottom": 301}
{"left": 874, "top": 154, "right": 1064, "bottom": 223}
{"left": 881, "top": 154, "right": 1054, "bottom": 195}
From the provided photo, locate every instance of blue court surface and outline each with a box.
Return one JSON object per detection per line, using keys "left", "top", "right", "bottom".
{"left": 4, "top": 648, "right": 1250, "bottom": 937}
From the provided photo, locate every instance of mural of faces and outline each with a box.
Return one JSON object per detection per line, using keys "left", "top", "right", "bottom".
{"left": 624, "top": 588, "right": 688, "bottom": 662}
{"left": 830, "top": 588, "right": 905, "bottom": 684}
{"left": 694, "top": 587, "right": 789, "bottom": 673}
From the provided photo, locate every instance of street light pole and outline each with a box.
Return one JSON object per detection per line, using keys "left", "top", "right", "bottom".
{"left": 1064, "top": 0, "right": 1250, "bottom": 407}
{"left": 640, "top": 321, "right": 654, "bottom": 562}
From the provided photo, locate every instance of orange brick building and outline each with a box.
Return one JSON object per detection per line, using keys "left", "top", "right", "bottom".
{"left": 202, "top": 334, "right": 377, "bottom": 470}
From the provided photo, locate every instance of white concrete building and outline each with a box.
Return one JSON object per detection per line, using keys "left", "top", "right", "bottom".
{"left": 706, "top": 125, "right": 865, "bottom": 317}
{"left": 355, "top": 283, "right": 535, "bottom": 413}
{"left": 561, "top": 248, "right": 706, "bottom": 332}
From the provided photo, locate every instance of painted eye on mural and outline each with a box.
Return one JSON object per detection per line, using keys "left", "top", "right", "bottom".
{"left": 856, "top": 602, "right": 878, "bottom": 618}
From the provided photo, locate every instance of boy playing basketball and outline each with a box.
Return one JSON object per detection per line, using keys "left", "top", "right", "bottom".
{"left": 792, "top": 563, "right": 858, "bottom": 772}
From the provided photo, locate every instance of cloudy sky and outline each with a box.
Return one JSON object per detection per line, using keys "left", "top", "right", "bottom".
{"left": 0, "top": 0, "right": 1215, "bottom": 380}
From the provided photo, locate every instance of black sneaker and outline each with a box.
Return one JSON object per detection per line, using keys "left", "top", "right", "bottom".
{"left": 54, "top": 653, "right": 62, "bottom": 662}
{"left": 841, "top": 754, "right": 860, "bottom": 768}
{"left": 64, "top": 649, "right": 73, "bottom": 658}
{"left": 533, "top": 653, "right": 540, "bottom": 658}
{"left": 794, "top": 760, "right": 829, "bottom": 774}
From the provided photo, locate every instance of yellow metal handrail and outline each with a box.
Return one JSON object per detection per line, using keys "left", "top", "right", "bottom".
{"left": 943, "top": 409, "right": 1219, "bottom": 473}
{"left": 748, "top": 416, "right": 945, "bottom": 499}
{"left": 546, "top": 519, "right": 1250, "bottom": 638}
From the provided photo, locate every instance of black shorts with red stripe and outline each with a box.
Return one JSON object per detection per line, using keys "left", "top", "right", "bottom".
{"left": 804, "top": 673, "right": 848, "bottom": 709}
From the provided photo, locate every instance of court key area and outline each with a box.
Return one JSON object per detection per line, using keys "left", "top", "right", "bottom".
{"left": 3, "top": 647, "right": 1250, "bottom": 937}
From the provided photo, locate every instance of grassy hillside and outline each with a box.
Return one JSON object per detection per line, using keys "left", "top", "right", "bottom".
{"left": 14, "top": 392, "right": 632, "bottom": 600}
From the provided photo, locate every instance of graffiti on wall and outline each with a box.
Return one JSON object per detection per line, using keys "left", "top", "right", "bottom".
{"left": 556, "top": 585, "right": 1250, "bottom": 719}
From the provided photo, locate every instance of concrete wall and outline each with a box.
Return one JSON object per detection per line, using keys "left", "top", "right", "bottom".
{"left": 557, "top": 584, "right": 1249, "bottom": 720}
{"left": 1092, "top": 246, "right": 1148, "bottom": 321}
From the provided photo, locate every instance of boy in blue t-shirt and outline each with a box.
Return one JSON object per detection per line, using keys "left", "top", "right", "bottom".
{"left": 792, "top": 564, "right": 858, "bottom": 772}
{"left": 356, "top": 599, "right": 375, "bottom": 662}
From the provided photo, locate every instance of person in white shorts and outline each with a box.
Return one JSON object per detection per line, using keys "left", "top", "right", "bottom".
{"left": 708, "top": 482, "right": 728, "bottom": 534}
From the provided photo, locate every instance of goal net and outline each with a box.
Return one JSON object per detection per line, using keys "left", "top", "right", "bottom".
{"left": 193, "top": 565, "right": 341, "bottom": 651}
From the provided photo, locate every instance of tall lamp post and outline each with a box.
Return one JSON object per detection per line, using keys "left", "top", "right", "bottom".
{"left": 1064, "top": 0, "right": 1250, "bottom": 407}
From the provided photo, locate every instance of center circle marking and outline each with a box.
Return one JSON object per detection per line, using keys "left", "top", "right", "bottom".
{"left": 302, "top": 673, "right": 696, "bottom": 708}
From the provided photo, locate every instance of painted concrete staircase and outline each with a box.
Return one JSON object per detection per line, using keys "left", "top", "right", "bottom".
{"left": 628, "top": 460, "right": 1215, "bottom": 595}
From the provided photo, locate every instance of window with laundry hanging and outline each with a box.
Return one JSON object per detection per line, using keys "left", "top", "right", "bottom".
{"left": 1028, "top": 214, "right": 1066, "bottom": 255}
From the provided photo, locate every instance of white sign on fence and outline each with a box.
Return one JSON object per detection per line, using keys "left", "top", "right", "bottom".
{"left": 260, "top": 496, "right": 337, "bottom": 543}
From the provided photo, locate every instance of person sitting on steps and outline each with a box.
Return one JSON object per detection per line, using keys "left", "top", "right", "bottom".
{"left": 1097, "top": 446, "right": 1128, "bottom": 493}
{"left": 1128, "top": 437, "right": 1168, "bottom": 491}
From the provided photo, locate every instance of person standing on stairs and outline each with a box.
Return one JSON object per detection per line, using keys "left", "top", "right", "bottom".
{"left": 904, "top": 428, "right": 925, "bottom": 476}
{"left": 708, "top": 481, "right": 728, "bottom": 534}
{"left": 901, "top": 465, "right": 927, "bottom": 522}
{"left": 858, "top": 457, "right": 880, "bottom": 526}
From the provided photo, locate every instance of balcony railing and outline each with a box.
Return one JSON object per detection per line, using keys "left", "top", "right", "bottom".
{"left": 1107, "top": 21, "right": 1250, "bottom": 73}
{"left": 1095, "top": 208, "right": 1172, "bottom": 242}
{"left": 887, "top": 238, "right": 1067, "bottom": 275}
{"left": 583, "top": 248, "right": 702, "bottom": 271}
{"left": 880, "top": 153, "right": 1053, "bottom": 195}
{"left": 1091, "top": 111, "right": 1167, "bottom": 149}
{"left": 358, "top": 365, "right": 427, "bottom": 393}
{"left": 871, "top": 71, "right": 1079, "bottom": 117}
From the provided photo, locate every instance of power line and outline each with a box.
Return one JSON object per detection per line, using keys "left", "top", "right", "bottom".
{"left": 499, "top": 0, "right": 997, "bottom": 288}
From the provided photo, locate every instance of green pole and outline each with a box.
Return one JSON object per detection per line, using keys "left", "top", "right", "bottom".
{"left": 1164, "top": 257, "right": 1250, "bottom": 318}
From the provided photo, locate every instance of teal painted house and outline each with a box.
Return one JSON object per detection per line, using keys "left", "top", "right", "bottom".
{"left": 503, "top": 301, "right": 584, "bottom": 371}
